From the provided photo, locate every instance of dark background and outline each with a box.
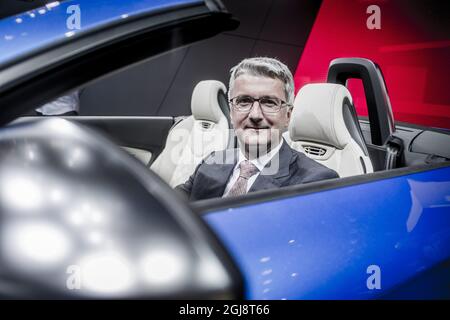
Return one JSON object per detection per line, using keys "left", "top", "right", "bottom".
{"left": 78, "top": 0, "right": 321, "bottom": 116}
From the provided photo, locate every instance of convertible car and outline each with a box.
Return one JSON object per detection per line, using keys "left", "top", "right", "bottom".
{"left": 0, "top": 0, "right": 449, "bottom": 299}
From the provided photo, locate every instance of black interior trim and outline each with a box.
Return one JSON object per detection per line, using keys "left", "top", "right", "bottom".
{"left": 327, "top": 58, "right": 395, "bottom": 146}
{"left": 360, "top": 117, "right": 450, "bottom": 137}
{"left": 410, "top": 131, "right": 450, "bottom": 160}
{"left": 393, "top": 120, "right": 450, "bottom": 135}
{"left": 218, "top": 90, "right": 231, "bottom": 127}
{"left": 360, "top": 118, "right": 450, "bottom": 169}
{"left": 342, "top": 97, "right": 369, "bottom": 156}
{"left": 359, "top": 156, "right": 367, "bottom": 174}
{"left": 13, "top": 115, "right": 175, "bottom": 166}
{"left": 217, "top": 89, "right": 237, "bottom": 149}
{"left": 68, "top": 116, "right": 174, "bottom": 160}
{"left": 192, "top": 161, "right": 450, "bottom": 214}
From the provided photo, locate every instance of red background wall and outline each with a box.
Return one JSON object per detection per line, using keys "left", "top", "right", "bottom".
{"left": 294, "top": 0, "right": 450, "bottom": 129}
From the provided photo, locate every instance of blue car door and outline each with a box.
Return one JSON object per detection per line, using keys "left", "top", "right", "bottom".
{"left": 202, "top": 164, "right": 450, "bottom": 299}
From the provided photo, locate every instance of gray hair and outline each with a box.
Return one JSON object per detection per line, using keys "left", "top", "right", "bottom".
{"left": 228, "top": 57, "right": 295, "bottom": 105}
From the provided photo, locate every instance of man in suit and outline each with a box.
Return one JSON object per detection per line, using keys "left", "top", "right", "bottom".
{"left": 176, "top": 57, "right": 338, "bottom": 201}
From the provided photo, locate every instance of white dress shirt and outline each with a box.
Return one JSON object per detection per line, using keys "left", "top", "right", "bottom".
{"left": 222, "top": 141, "right": 283, "bottom": 197}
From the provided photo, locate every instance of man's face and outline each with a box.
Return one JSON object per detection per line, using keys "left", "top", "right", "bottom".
{"left": 229, "top": 74, "right": 291, "bottom": 155}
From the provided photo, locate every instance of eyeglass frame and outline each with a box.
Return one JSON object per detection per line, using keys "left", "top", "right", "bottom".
{"left": 229, "top": 95, "right": 292, "bottom": 114}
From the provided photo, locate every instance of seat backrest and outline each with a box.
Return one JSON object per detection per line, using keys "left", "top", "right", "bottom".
{"left": 151, "top": 80, "right": 231, "bottom": 187}
{"left": 286, "top": 83, "right": 373, "bottom": 177}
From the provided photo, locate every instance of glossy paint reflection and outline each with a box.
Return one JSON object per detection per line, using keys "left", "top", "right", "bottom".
{"left": 406, "top": 179, "right": 450, "bottom": 232}
{"left": 0, "top": 118, "right": 235, "bottom": 298}
{"left": 3, "top": 221, "right": 72, "bottom": 268}
{"left": 0, "top": 0, "right": 202, "bottom": 66}
{"left": 205, "top": 167, "right": 450, "bottom": 299}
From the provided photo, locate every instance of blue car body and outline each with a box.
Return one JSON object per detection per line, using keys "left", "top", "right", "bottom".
{"left": 0, "top": 0, "right": 201, "bottom": 66}
{"left": 1, "top": 0, "right": 450, "bottom": 300}
{"left": 205, "top": 166, "right": 450, "bottom": 299}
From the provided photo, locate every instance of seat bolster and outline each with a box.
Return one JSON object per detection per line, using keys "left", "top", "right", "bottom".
{"left": 289, "top": 84, "right": 354, "bottom": 149}
{"left": 338, "top": 140, "right": 373, "bottom": 176}
{"left": 150, "top": 116, "right": 194, "bottom": 183}
{"left": 168, "top": 117, "right": 229, "bottom": 187}
{"left": 288, "top": 83, "right": 374, "bottom": 176}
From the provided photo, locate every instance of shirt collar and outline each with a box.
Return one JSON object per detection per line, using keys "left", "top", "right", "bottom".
{"left": 237, "top": 139, "right": 284, "bottom": 172}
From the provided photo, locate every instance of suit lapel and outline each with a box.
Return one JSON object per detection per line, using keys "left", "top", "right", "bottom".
{"left": 197, "top": 148, "right": 238, "bottom": 199}
{"left": 249, "top": 140, "right": 294, "bottom": 192}
{"left": 203, "top": 163, "right": 235, "bottom": 198}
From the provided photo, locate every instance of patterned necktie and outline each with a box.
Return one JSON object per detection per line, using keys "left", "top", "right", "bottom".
{"left": 226, "top": 160, "right": 259, "bottom": 197}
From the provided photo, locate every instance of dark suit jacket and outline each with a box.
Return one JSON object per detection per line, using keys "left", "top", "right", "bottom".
{"left": 176, "top": 140, "right": 339, "bottom": 201}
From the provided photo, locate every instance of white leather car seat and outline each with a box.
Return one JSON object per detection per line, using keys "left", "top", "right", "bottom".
{"left": 151, "top": 80, "right": 232, "bottom": 187}
{"left": 286, "top": 83, "right": 373, "bottom": 177}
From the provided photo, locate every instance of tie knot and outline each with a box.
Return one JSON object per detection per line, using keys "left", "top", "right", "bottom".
{"left": 239, "top": 160, "right": 259, "bottom": 179}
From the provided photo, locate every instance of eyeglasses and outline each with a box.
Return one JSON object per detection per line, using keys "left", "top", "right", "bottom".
{"left": 229, "top": 95, "right": 291, "bottom": 114}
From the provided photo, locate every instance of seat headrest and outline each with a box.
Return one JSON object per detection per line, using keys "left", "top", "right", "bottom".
{"left": 289, "top": 83, "right": 359, "bottom": 149}
{"left": 191, "top": 80, "right": 227, "bottom": 123}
